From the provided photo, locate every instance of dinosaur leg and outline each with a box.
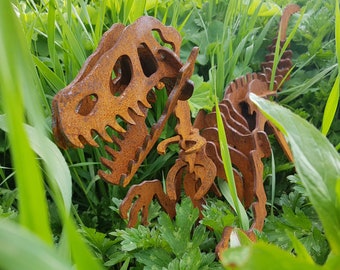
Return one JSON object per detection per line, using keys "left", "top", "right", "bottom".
{"left": 120, "top": 179, "right": 177, "bottom": 227}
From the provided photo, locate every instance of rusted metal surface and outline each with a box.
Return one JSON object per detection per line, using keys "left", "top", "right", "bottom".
{"left": 52, "top": 5, "right": 299, "bottom": 259}
{"left": 52, "top": 16, "right": 198, "bottom": 187}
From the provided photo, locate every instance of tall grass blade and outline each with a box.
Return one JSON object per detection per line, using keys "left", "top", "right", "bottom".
{"left": 0, "top": 0, "right": 53, "bottom": 244}
{"left": 33, "top": 55, "right": 66, "bottom": 92}
{"left": 322, "top": 76, "right": 340, "bottom": 135}
{"left": 129, "top": 0, "right": 146, "bottom": 22}
{"left": 215, "top": 98, "right": 249, "bottom": 230}
{"left": 59, "top": 8, "right": 86, "bottom": 71}
{"left": 47, "top": 0, "right": 64, "bottom": 81}
{"left": 94, "top": 0, "right": 107, "bottom": 47}
{"left": 77, "top": 0, "right": 96, "bottom": 43}
{"left": 0, "top": 220, "right": 72, "bottom": 270}
{"left": 0, "top": 115, "right": 72, "bottom": 213}
{"left": 269, "top": 27, "right": 282, "bottom": 91}
{"left": 321, "top": 0, "right": 340, "bottom": 135}
{"left": 61, "top": 216, "right": 104, "bottom": 270}
{"left": 1, "top": 3, "right": 102, "bottom": 268}
{"left": 336, "top": 0, "right": 340, "bottom": 67}
{"left": 270, "top": 149, "right": 276, "bottom": 216}
{"left": 280, "top": 64, "right": 337, "bottom": 103}
{"left": 250, "top": 93, "right": 340, "bottom": 255}
{"left": 123, "top": 0, "right": 133, "bottom": 24}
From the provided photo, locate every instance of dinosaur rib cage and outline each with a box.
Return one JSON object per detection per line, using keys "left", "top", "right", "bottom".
{"left": 191, "top": 5, "right": 298, "bottom": 234}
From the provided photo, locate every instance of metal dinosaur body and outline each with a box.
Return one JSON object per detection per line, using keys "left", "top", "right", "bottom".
{"left": 52, "top": 4, "right": 299, "bottom": 257}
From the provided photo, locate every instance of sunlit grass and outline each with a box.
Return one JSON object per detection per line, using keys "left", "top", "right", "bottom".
{"left": 321, "top": 0, "right": 340, "bottom": 135}
{"left": 0, "top": 0, "right": 53, "bottom": 245}
{"left": 0, "top": 0, "right": 104, "bottom": 268}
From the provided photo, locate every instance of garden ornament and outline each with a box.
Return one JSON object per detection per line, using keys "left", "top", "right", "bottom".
{"left": 52, "top": 4, "right": 299, "bottom": 259}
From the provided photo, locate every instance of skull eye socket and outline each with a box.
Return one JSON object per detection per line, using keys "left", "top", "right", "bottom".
{"left": 137, "top": 43, "right": 158, "bottom": 77}
{"left": 76, "top": 94, "right": 98, "bottom": 116}
{"left": 111, "top": 55, "right": 132, "bottom": 97}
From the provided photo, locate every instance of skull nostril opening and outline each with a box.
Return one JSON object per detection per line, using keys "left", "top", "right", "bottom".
{"left": 76, "top": 94, "right": 98, "bottom": 116}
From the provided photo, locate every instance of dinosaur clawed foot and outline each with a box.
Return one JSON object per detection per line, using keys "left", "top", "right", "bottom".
{"left": 120, "top": 180, "right": 176, "bottom": 227}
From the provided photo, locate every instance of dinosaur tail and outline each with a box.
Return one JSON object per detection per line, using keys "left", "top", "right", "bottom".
{"left": 278, "top": 4, "right": 301, "bottom": 42}
{"left": 260, "top": 4, "right": 300, "bottom": 91}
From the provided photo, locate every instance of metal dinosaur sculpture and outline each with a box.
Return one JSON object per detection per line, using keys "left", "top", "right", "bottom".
{"left": 52, "top": 4, "right": 299, "bottom": 258}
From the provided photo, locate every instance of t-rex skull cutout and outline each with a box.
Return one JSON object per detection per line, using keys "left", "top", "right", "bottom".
{"left": 52, "top": 16, "right": 198, "bottom": 186}
{"left": 52, "top": 5, "right": 299, "bottom": 259}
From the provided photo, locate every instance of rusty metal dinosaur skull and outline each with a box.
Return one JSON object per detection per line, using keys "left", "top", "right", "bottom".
{"left": 52, "top": 16, "right": 198, "bottom": 187}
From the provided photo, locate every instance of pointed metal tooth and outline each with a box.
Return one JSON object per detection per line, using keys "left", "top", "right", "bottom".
{"left": 132, "top": 102, "right": 145, "bottom": 117}
{"left": 127, "top": 160, "right": 135, "bottom": 173}
{"left": 230, "top": 81, "right": 237, "bottom": 92}
{"left": 98, "top": 169, "right": 108, "bottom": 180}
{"left": 142, "top": 134, "right": 151, "bottom": 149}
{"left": 110, "top": 120, "right": 126, "bottom": 133}
{"left": 134, "top": 147, "right": 143, "bottom": 161}
{"left": 98, "top": 169, "right": 120, "bottom": 185}
{"left": 67, "top": 135, "right": 85, "bottom": 148}
{"left": 82, "top": 132, "right": 98, "bottom": 147}
{"left": 100, "top": 156, "right": 115, "bottom": 170}
{"left": 119, "top": 174, "right": 127, "bottom": 186}
{"left": 139, "top": 95, "right": 151, "bottom": 108}
{"left": 104, "top": 145, "right": 117, "bottom": 159}
{"left": 112, "top": 136, "right": 123, "bottom": 149}
{"left": 120, "top": 111, "right": 136, "bottom": 125}
{"left": 97, "top": 127, "right": 113, "bottom": 143}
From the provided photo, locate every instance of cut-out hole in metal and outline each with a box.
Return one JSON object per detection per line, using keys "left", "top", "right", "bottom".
{"left": 137, "top": 43, "right": 158, "bottom": 77}
{"left": 110, "top": 55, "right": 132, "bottom": 97}
{"left": 76, "top": 94, "right": 98, "bottom": 116}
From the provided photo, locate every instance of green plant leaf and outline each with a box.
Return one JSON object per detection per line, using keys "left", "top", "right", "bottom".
{"left": 248, "top": 0, "right": 281, "bottom": 17}
{"left": 281, "top": 206, "right": 312, "bottom": 231}
{"left": 336, "top": 0, "right": 340, "bottom": 68}
{"left": 321, "top": 0, "right": 340, "bottom": 135}
{"left": 0, "top": 0, "right": 53, "bottom": 244}
{"left": 129, "top": 0, "right": 146, "bottom": 22}
{"left": 202, "top": 200, "right": 235, "bottom": 239}
{"left": 33, "top": 55, "right": 66, "bottom": 92}
{"left": 280, "top": 64, "right": 337, "bottom": 104}
{"left": 221, "top": 241, "right": 323, "bottom": 270}
{"left": 113, "top": 225, "right": 164, "bottom": 252}
{"left": 25, "top": 123, "right": 72, "bottom": 212}
{"left": 286, "top": 231, "right": 314, "bottom": 264}
{"left": 62, "top": 217, "right": 104, "bottom": 270}
{"left": 0, "top": 115, "right": 72, "bottom": 213}
{"left": 0, "top": 220, "right": 72, "bottom": 270}
{"left": 321, "top": 77, "right": 339, "bottom": 135}
{"left": 324, "top": 251, "right": 340, "bottom": 269}
{"left": 188, "top": 74, "right": 214, "bottom": 116}
{"left": 250, "top": 93, "right": 340, "bottom": 255}
{"left": 158, "top": 198, "right": 200, "bottom": 257}
{"left": 134, "top": 248, "right": 173, "bottom": 268}
{"left": 215, "top": 99, "right": 249, "bottom": 230}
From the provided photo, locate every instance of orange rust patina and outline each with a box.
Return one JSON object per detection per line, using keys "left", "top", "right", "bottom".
{"left": 52, "top": 5, "right": 299, "bottom": 258}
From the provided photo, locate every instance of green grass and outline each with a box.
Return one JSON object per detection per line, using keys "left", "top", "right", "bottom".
{"left": 0, "top": 0, "right": 339, "bottom": 269}
{"left": 321, "top": 0, "right": 340, "bottom": 136}
{"left": 0, "top": 0, "right": 52, "bottom": 245}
